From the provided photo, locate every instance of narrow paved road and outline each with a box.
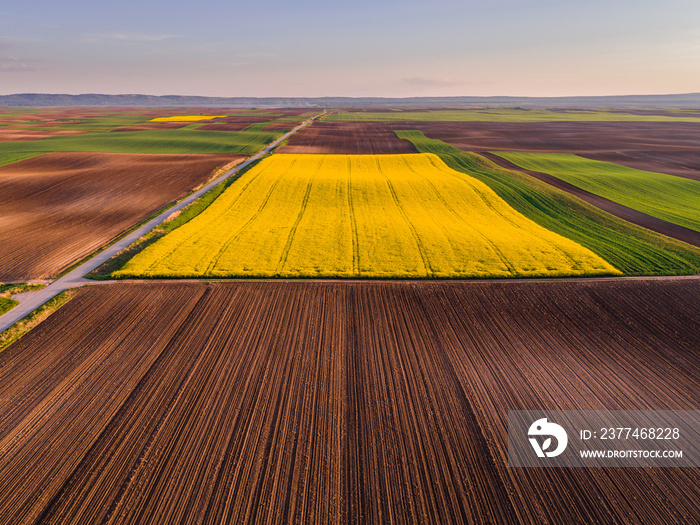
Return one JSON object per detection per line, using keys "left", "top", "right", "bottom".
{"left": 0, "top": 111, "right": 325, "bottom": 333}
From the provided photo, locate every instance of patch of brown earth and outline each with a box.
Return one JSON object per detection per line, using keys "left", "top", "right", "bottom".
{"left": 0, "top": 152, "right": 245, "bottom": 279}
{"left": 277, "top": 121, "right": 418, "bottom": 154}
{"left": 0, "top": 129, "right": 89, "bottom": 142}
{"left": 481, "top": 151, "right": 700, "bottom": 247}
{"left": 392, "top": 121, "right": 700, "bottom": 181}
{"left": 0, "top": 280, "right": 696, "bottom": 523}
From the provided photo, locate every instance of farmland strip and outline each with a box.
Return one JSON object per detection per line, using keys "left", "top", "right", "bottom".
{"left": 0, "top": 280, "right": 698, "bottom": 523}
{"left": 346, "top": 157, "right": 361, "bottom": 275}
{"left": 483, "top": 152, "right": 700, "bottom": 247}
{"left": 275, "top": 159, "right": 321, "bottom": 273}
{"left": 398, "top": 130, "right": 700, "bottom": 275}
{"left": 118, "top": 153, "right": 617, "bottom": 279}
{"left": 376, "top": 158, "right": 433, "bottom": 276}
{"left": 277, "top": 122, "right": 418, "bottom": 155}
{"left": 202, "top": 158, "right": 298, "bottom": 274}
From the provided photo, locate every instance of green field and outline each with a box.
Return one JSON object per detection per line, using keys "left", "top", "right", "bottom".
{"left": 115, "top": 153, "right": 618, "bottom": 279}
{"left": 396, "top": 131, "right": 700, "bottom": 275}
{"left": 0, "top": 129, "right": 282, "bottom": 155}
{"left": 1, "top": 110, "right": 285, "bottom": 132}
{"left": 497, "top": 152, "right": 700, "bottom": 232}
{"left": 27, "top": 115, "right": 160, "bottom": 131}
{"left": 0, "top": 152, "right": 44, "bottom": 167}
{"left": 242, "top": 122, "right": 272, "bottom": 132}
{"left": 325, "top": 109, "right": 700, "bottom": 123}
{"left": 0, "top": 297, "right": 17, "bottom": 315}
{"left": 0, "top": 283, "right": 45, "bottom": 315}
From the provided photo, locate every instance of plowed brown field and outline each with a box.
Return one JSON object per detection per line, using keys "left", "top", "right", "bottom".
{"left": 0, "top": 280, "right": 697, "bottom": 524}
{"left": 0, "top": 129, "right": 88, "bottom": 142}
{"left": 0, "top": 152, "right": 244, "bottom": 279}
{"left": 397, "top": 121, "right": 700, "bottom": 181}
{"left": 261, "top": 120, "right": 304, "bottom": 131}
{"left": 277, "top": 122, "right": 418, "bottom": 154}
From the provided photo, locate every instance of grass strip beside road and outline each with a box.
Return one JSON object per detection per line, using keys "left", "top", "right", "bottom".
{"left": 0, "top": 283, "right": 46, "bottom": 314}
{"left": 0, "top": 298, "right": 17, "bottom": 315}
{"left": 0, "top": 283, "right": 46, "bottom": 294}
{"left": 0, "top": 289, "right": 74, "bottom": 353}
{"left": 397, "top": 131, "right": 700, "bottom": 276}
{"left": 89, "top": 158, "right": 265, "bottom": 279}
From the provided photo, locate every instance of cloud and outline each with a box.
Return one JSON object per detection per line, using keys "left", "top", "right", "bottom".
{"left": 0, "top": 55, "right": 39, "bottom": 72}
{"left": 81, "top": 32, "right": 181, "bottom": 43}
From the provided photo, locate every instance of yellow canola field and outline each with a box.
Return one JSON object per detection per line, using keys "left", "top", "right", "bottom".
{"left": 115, "top": 153, "right": 621, "bottom": 279}
{"left": 150, "top": 115, "right": 227, "bottom": 122}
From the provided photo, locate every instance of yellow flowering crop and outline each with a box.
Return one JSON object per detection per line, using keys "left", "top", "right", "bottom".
{"left": 115, "top": 153, "right": 620, "bottom": 279}
{"left": 150, "top": 115, "right": 227, "bottom": 122}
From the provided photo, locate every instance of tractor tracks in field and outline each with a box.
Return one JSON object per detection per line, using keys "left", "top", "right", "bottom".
{"left": 1, "top": 280, "right": 698, "bottom": 523}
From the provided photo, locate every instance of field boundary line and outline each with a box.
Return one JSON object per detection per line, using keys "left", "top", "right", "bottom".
{"left": 203, "top": 157, "right": 300, "bottom": 274}
{"left": 0, "top": 111, "right": 325, "bottom": 334}
{"left": 376, "top": 158, "right": 433, "bottom": 277}
{"left": 275, "top": 159, "right": 321, "bottom": 274}
{"left": 403, "top": 158, "right": 519, "bottom": 276}
{"left": 346, "top": 157, "right": 361, "bottom": 276}
{"left": 99, "top": 274, "right": 700, "bottom": 285}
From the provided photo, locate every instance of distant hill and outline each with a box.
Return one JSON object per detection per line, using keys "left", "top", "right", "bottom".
{"left": 1, "top": 92, "right": 700, "bottom": 109}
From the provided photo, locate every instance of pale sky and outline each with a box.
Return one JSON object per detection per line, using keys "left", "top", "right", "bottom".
{"left": 1, "top": 0, "right": 699, "bottom": 97}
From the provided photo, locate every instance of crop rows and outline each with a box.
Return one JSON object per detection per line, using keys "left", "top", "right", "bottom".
{"left": 116, "top": 153, "right": 618, "bottom": 279}
{"left": 496, "top": 152, "right": 700, "bottom": 233}
{"left": 0, "top": 280, "right": 697, "bottom": 524}
{"left": 277, "top": 122, "right": 418, "bottom": 154}
{"left": 0, "top": 152, "right": 244, "bottom": 279}
{"left": 398, "top": 131, "right": 700, "bottom": 275}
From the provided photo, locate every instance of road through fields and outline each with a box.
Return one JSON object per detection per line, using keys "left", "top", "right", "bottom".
{"left": 0, "top": 111, "right": 324, "bottom": 333}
